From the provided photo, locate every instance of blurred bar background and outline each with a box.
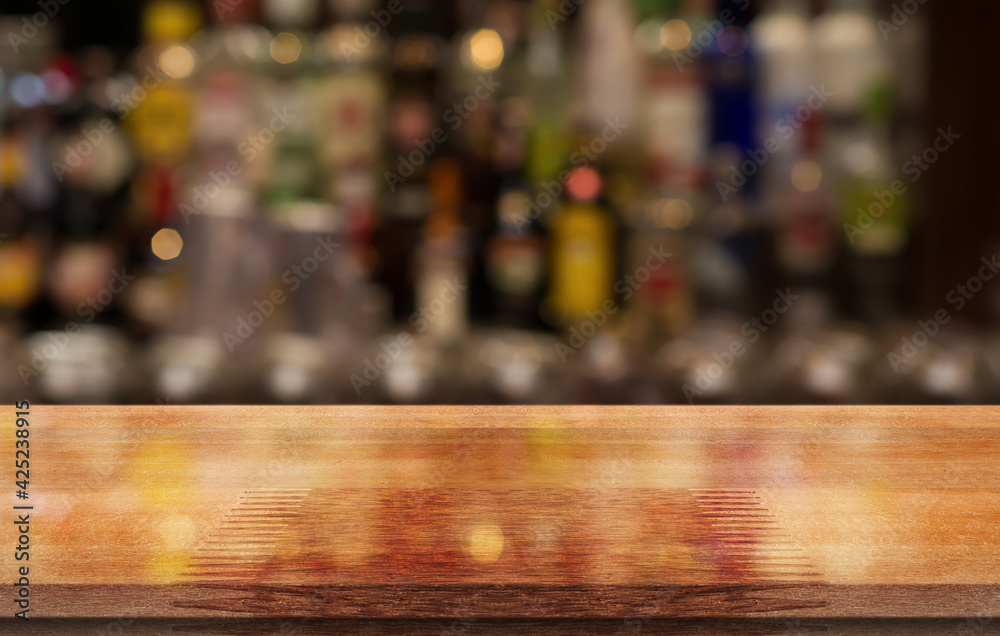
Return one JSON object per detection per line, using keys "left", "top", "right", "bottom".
{"left": 0, "top": 0, "right": 996, "bottom": 405}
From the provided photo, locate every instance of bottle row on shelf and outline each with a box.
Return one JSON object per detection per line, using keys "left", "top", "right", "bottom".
{"left": 0, "top": 0, "right": 960, "bottom": 404}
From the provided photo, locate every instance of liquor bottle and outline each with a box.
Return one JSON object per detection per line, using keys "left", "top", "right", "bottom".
{"left": 118, "top": 0, "right": 202, "bottom": 338}
{"left": 484, "top": 187, "right": 546, "bottom": 329}
{"left": 773, "top": 92, "right": 838, "bottom": 287}
{"left": 263, "top": 200, "right": 351, "bottom": 403}
{"left": 314, "top": 12, "right": 386, "bottom": 279}
{"left": 0, "top": 129, "right": 45, "bottom": 327}
{"left": 1, "top": 29, "right": 68, "bottom": 323}
{"left": 577, "top": 0, "right": 639, "bottom": 137}
{"left": 817, "top": 0, "right": 906, "bottom": 323}
{"left": 751, "top": 0, "right": 813, "bottom": 196}
{"left": 192, "top": 5, "right": 262, "bottom": 151}
{"left": 373, "top": 184, "right": 428, "bottom": 322}
{"left": 37, "top": 68, "right": 134, "bottom": 404}
{"left": 126, "top": 0, "right": 201, "bottom": 165}
{"left": 576, "top": 0, "right": 646, "bottom": 335}
{"left": 705, "top": 2, "right": 755, "bottom": 169}
{"left": 47, "top": 51, "right": 134, "bottom": 332}
{"left": 149, "top": 186, "right": 258, "bottom": 403}
{"left": 812, "top": 0, "right": 890, "bottom": 119}
{"left": 260, "top": 0, "right": 321, "bottom": 208}
{"left": 523, "top": 0, "right": 569, "bottom": 195}
{"left": 751, "top": 0, "right": 832, "bottom": 292}
{"left": 413, "top": 158, "right": 469, "bottom": 344}
{"left": 624, "top": 195, "right": 694, "bottom": 339}
{"left": 546, "top": 165, "right": 616, "bottom": 325}
{"left": 701, "top": 0, "right": 761, "bottom": 317}
{"left": 629, "top": 1, "right": 710, "bottom": 338}
{"left": 371, "top": 0, "right": 448, "bottom": 325}
{"left": 256, "top": 0, "right": 371, "bottom": 402}
{"left": 145, "top": 0, "right": 266, "bottom": 398}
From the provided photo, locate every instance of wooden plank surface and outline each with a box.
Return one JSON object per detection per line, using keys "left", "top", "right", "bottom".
{"left": 3, "top": 405, "right": 1000, "bottom": 618}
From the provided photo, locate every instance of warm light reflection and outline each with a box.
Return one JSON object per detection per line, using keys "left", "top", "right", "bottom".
{"left": 660, "top": 19, "right": 692, "bottom": 51}
{"left": 465, "top": 29, "right": 504, "bottom": 71}
{"left": 468, "top": 523, "right": 505, "bottom": 563}
{"left": 151, "top": 228, "right": 183, "bottom": 260}
{"left": 159, "top": 44, "right": 195, "bottom": 79}
{"left": 657, "top": 198, "right": 693, "bottom": 229}
{"left": 270, "top": 32, "right": 303, "bottom": 64}
{"left": 791, "top": 160, "right": 823, "bottom": 192}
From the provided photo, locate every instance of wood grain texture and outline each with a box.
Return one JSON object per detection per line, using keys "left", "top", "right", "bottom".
{"left": 4, "top": 405, "right": 1000, "bottom": 618}
{"left": 8, "top": 618, "right": 1000, "bottom": 635}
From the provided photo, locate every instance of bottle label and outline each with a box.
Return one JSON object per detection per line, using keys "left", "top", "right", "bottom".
{"left": 129, "top": 83, "right": 194, "bottom": 162}
{"left": 487, "top": 236, "right": 544, "bottom": 296}
{"left": 549, "top": 204, "right": 614, "bottom": 320}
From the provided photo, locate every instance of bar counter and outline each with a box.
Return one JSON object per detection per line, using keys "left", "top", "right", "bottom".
{"left": 4, "top": 405, "right": 999, "bottom": 618}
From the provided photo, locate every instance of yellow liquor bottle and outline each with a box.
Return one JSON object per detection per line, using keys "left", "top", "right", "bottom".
{"left": 126, "top": 0, "right": 201, "bottom": 165}
{"left": 0, "top": 139, "right": 42, "bottom": 316}
{"left": 547, "top": 166, "right": 615, "bottom": 324}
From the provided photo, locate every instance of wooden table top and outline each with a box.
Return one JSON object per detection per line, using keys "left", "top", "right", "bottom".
{"left": 5, "top": 405, "right": 1000, "bottom": 618}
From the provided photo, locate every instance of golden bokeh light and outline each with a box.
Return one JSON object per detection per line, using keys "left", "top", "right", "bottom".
{"left": 467, "top": 523, "right": 505, "bottom": 563}
{"left": 660, "top": 19, "right": 692, "bottom": 52}
{"left": 270, "top": 32, "right": 303, "bottom": 64}
{"left": 158, "top": 44, "right": 195, "bottom": 80}
{"left": 658, "top": 198, "right": 693, "bottom": 229}
{"left": 151, "top": 228, "right": 183, "bottom": 260}
{"left": 466, "top": 29, "right": 504, "bottom": 71}
{"left": 791, "top": 160, "right": 823, "bottom": 192}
